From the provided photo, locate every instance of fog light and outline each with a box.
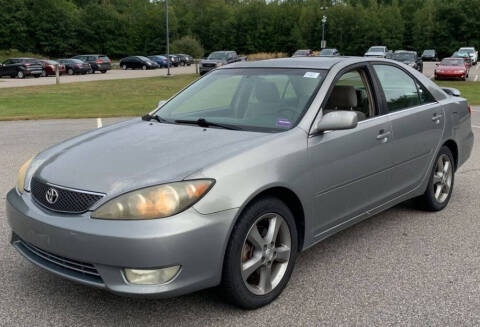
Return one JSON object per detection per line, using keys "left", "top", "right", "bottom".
{"left": 124, "top": 266, "right": 180, "bottom": 285}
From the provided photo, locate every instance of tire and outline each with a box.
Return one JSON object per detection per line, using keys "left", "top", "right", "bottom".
{"left": 41, "top": 70, "right": 47, "bottom": 77}
{"left": 142, "top": 65, "right": 147, "bottom": 70}
{"left": 101, "top": 70, "right": 107, "bottom": 74}
{"left": 17, "top": 70, "right": 25, "bottom": 79}
{"left": 67, "top": 68, "right": 74, "bottom": 75}
{"left": 416, "top": 146, "right": 455, "bottom": 211}
{"left": 34, "top": 74, "right": 40, "bottom": 78}
{"left": 221, "top": 196, "right": 298, "bottom": 309}
{"left": 122, "top": 64, "right": 127, "bottom": 70}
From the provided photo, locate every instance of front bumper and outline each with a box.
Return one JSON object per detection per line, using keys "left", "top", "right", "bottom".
{"left": 6, "top": 189, "right": 238, "bottom": 297}
{"left": 435, "top": 72, "right": 466, "bottom": 79}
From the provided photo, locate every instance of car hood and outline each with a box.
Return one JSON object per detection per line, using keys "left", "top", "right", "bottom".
{"left": 436, "top": 65, "right": 465, "bottom": 71}
{"left": 31, "top": 119, "right": 272, "bottom": 196}
{"left": 200, "top": 59, "right": 226, "bottom": 64}
{"left": 364, "top": 51, "right": 386, "bottom": 57}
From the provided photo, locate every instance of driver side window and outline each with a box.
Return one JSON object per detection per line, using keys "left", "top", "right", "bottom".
{"left": 324, "top": 69, "right": 375, "bottom": 121}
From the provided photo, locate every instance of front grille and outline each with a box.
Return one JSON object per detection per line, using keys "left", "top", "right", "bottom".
{"left": 30, "top": 178, "right": 104, "bottom": 213}
{"left": 13, "top": 235, "right": 103, "bottom": 285}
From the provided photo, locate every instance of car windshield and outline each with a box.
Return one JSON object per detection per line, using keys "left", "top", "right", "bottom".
{"left": 440, "top": 59, "right": 464, "bottom": 66}
{"left": 155, "top": 68, "right": 327, "bottom": 132}
{"left": 393, "top": 53, "right": 415, "bottom": 61}
{"left": 459, "top": 49, "right": 473, "bottom": 54}
{"left": 368, "top": 47, "right": 385, "bottom": 52}
{"left": 99, "top": 56, "right": 110, "bottom": 61}
{"left": 423, "top": 50, "right": 434, "bottom": 55}
{"left": 319, "top": 49, "right": 335, "bottom": 55}
{"left": 137, "top": 56, "right": 150, "bottom": 61}
{"left": 208, "top": 52, "right": 228, "bottom": 60}
{"left": 70, "top": 59, "right": 83, "bottom": 64}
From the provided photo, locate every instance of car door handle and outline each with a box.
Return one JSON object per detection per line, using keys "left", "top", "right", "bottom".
{"left": 376, "top": 130, "right": 391, "bottom": 141}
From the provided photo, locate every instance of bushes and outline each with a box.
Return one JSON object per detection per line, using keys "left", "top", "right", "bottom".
{"left": 171, "top": 36, "right": 204, "bottom": 58}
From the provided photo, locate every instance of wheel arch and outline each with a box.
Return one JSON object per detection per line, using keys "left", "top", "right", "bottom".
{"left": 443, "top": 139, "right": 458, "bottom": 170}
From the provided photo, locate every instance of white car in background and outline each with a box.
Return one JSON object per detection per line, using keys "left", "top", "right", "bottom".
{"left": 458, "top": 47, "right": 478, "bottom": 65}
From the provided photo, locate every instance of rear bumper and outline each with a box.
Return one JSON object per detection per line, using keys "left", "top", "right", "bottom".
{"left": 6, "top": 189, "right": 238, "bottom": 297}
{"left": 24, "top": 69, "right": 43, "bottom": 76}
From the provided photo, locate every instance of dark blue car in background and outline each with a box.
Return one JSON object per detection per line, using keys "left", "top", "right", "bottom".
{"left": 148, "top": 55, "right": 171, "bottom": 68}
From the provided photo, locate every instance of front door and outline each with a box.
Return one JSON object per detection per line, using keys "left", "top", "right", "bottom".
{"left": 308, "top": 66, "right": 394, "bottom": 237}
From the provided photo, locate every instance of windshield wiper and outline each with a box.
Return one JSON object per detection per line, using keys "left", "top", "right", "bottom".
{"left": 174, "top": 118, "right": 243, "bottom": 130}
{"left": 142, "top": 114, "right": 172, "bottom": 124}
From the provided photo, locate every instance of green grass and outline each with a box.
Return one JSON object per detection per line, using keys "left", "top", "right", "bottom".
{"left": 435, "top": 81, "right": 480, "bottom": 105}
{"left": 0, "top": 75, "right": 198, "bottom": 120}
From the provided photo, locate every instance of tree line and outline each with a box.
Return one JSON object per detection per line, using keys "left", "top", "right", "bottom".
{"left": 0, "top": 0, "right": 479, "bottom": 59}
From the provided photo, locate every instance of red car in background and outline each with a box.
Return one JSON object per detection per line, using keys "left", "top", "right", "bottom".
{"left": 434, "top": 58, "right": 469, "bottom": 81}
{"left": 39, "top": 60, "right": 66, "bottom": 76}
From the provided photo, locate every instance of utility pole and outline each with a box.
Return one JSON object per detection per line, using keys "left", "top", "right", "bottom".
{"left": 166, "top": 0, "right": 171, "bottom": 76}
{"left": 321, "top": 15, "right": 327, "bottom": 49}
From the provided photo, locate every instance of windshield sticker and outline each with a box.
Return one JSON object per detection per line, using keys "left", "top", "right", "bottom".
{"left": 276, "top": 118, "right": 292, "bottom": 128}
{"left": 304, "top": 72, "right": 320, "bottom": 79}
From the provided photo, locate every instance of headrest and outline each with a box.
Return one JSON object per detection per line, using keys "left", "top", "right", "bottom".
{"left": 255, "top": 80, "right": 280, "bottom": 103}
{"left": 326, "top": 85, "right": 358, "bottom": 109}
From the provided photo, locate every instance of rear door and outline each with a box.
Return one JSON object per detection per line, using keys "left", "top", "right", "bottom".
{"left": 308, "top": 64, "right": 395, "bottom": 236}
{"left": 1, "top": 59, "right": 13, "bottom": 76}
{"left": 372, "top": 64, "right": 443, "bottom": 197}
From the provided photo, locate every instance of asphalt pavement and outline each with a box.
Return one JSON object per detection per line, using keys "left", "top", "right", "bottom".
{"left": 0, "top": 113, "right": 480, "bottom": 326}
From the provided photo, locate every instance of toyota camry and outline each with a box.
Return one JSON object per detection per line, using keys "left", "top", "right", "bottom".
{"left": 6, "top": 57, "right": 473, "bottom": 309}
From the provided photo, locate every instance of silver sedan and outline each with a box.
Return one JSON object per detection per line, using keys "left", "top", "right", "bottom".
{"left": 6, "top": 57, "right": 473, "bottom": 309}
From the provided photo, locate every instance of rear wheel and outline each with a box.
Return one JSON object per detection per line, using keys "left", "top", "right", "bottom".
{"left": 34, "top": 74, "right": 40, "bottom": 78}
{"left": 101, "top": 70, "right": 107, "bottom": 74}
{"left": 142, "top": 65, "right": 147, "bottom": 70}
{"left": 17, "top": 70, "right": 25, "bottom": 79}
{"left": 67, "top": 68, "right": 74, "bottom": 75}
{"left": 221, "top": 196, "right": 298, "bottom": 309}
{"left": 122, "top": 64, "right": 127, "bottom": 70}
{"left": 417, "top": 146, "right": 454, "bottom": 211}
{"left": 41, "top": 70, "right": 47, "bottom": 77}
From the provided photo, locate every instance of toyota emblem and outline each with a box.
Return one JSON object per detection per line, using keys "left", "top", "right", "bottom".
{"left": 45, "top": 188, "right": 59, "bottom": 204}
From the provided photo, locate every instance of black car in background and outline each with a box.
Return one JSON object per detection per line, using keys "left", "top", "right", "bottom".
{"left": 422, "top": 49, "right": 438, "bottom": 61}
{"left": 120, "top": 56, "right": 159, "bottom": 70}
{"left": 57, "top": 59, "right": 91, "bottom": 75}
{"left": 392, "top": 51, "right": 423, "bottom": 72}
{"left": 72, "top": 54, "right": 111, "bottom": 73}
{"left": 162, "top": 54, "right": 180, "bottom": 67}
{"left": 0, "top": 58, "right": 43, "bottom": 78}
{"left": 319, "top": 48, "right": 341, "bottom": 56}
{"left": 175, "top": 54, "right": 193, "bottom": 66}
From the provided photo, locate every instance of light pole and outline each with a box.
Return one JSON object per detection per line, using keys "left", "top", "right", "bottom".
{"left": 165, "top": 0, "right": 171, "bottom": 76}
{"left": 321, "top": 15, "right": 327, "bottom": 49}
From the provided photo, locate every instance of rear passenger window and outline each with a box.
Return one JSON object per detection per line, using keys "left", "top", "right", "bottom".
{"left": 373, "top": 65, "right": 421, "bottom": 112}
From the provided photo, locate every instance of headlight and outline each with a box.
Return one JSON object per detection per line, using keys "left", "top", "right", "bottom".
{"left": 16, "top": 157, "right": 33, "bottom": 194}
{"left": 91, "top": 179, "right": 214, "bottom": 220}
{"left": 216, "top": 62, "right": 223, "bottom": 67}
{"left": 408, "top": 63, "right": 415, "bottom": 66}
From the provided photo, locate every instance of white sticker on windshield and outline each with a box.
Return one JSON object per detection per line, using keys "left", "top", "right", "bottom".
{"left": 304, "top": 72, "right": 320, "bottom": 79}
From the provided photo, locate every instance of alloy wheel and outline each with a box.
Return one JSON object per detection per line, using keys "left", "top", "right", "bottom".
{"left": 241, "top": 213, "right": 291, "bottom": 295}
{"left": 432, "top": 154, "right": 453, "bottom": 203}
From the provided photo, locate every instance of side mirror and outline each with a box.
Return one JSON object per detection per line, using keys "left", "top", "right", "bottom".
{"left": 156, "top": 100, "right": 166, "bottom": 109}
{"left": 312, "top": 111, "right": 358, "bottom": 134}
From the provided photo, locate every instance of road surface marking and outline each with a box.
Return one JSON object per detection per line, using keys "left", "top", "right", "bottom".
{"left": 97, "top": 118, "right": 102, "bottom": 128}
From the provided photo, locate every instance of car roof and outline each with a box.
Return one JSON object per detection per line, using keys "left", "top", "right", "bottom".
{"left": 224, "top": 56, "right": 363, "bottom": 70}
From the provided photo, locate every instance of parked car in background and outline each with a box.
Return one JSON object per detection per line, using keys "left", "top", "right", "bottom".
{"left": 7, "top": 56, "right": 473, "bottom": 310}
{"left": 38, "top": 60, "right": 66, "bottom": 77}
{"left": 0, "top": 58, "right": 43, "bottom": 78}
{"left": 120, "top": 56, "right": 159, "bottom": 70}
{"left": 392, "top": 51, "right": 423, "bottom": 72}
{"left": 176, "top": 54, "right": 193, "bottom": 66}
{"left": 57, "top": 59, "right": 91, "bottom": 75}
{"left": 292, "top": 49, "right": 314, "bottom": 57}
{"left": 319, "top": 48, "right": 340, "bottom": 56}
{"left": 161, "top": 54, "right": 180, "bottom": 67}
{"left": 148, "top": 55, "right": 171, "bottom": 68}
{"left": 421, "top": 49, "right": 438, "bottom": 61}
{"left": 72, "top": 54, "right": 111, "bottom": 74}
{"left": 457, "top": 47, "right": 478, "bottom": 65}
{"left": 199, "top": 51, "right": 245, "bottom": 75}
{"left": 452, "top": 51, "right": 472, "bottom": 69}
{"left": 434, "top": 57, "right": 469, "bottom": 81}
{"left": 364, "top": 46, "right": 392, "bottom": 58}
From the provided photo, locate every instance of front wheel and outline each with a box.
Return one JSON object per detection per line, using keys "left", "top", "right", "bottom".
{"left": 221, "top": 196, "right": 298, "bottom": 309}
{"left": 417, "top": 146, "right": 455, "bottom": 211}
{"left": 122, "top": 64, "right": 127, "bottom": 70}
{"left": 101, "top": 70, "right": 107, "bottom": 74}
{"left": 17, "top": 70, "right": 25, "bottom": 79}
{"left": 142, "top": 65, "right": 147, "bottom": 70}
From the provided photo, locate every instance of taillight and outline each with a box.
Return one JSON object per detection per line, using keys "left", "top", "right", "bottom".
{"left": 24, "top": 63, "right": 30, "bottom": 66}
{"left": 468, "top": 105, "right": 472, "bottom": 115}
{"left": 48, "top": 65, "right": 54, "bottom": 69}
{"left": 76, "top": 64, "right": 81, "bottom": 67}
{"left": 96, "top": 59, "right": 103, "bottom": 64}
